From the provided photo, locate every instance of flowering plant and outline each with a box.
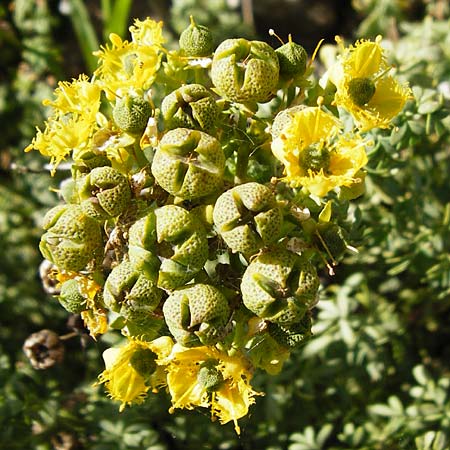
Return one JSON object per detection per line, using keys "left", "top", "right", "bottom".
{"left": 25, "top": 16, "right": 411, "bottom": 434}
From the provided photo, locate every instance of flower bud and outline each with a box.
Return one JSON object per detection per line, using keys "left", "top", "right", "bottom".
{"left": 275, "top": 40, "right": 307, "bottom": 78}
{"left": 161, "top": 84, "right": 219, "bottom": 132}
{"left": 40, "top": 204, "right": 103, "bottom": 272}
{"left": 103, "top": 261, "right": 163, "bottom": 326}
{"left": 213, "top": 182, "right": 282, "bottom": 256}
{"left": 151, "top": 128, "right": 225, "bottom": 199}
{"left": 211, "top": 38, "right": 279, "bottom": 103}
{"left": 112, "top": 94, "right": 152, "bottom": 134}
{"left": 78, "top": 166, "right": 131, "bottom": 219}
{"left": 58, "top": 278, "right": 86, "bottom": 313}
{"left": 163, "top": 283, "right": 230, "bottom": 347}
{"left": 241, "top": 247, "right": 319, "bottom": 325}
{"left": 179, "top": 17, "right": 213, "bottom": 57}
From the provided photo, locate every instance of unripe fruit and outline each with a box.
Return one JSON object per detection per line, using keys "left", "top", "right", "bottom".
{"left": 267, "top": 311, "right": 312, "bottom": 348}
{"left": 163, "top": 283, "right": 230, "bottom": 347}
{"left": 161, "top": 84, "right": 219, "bottom": 132}
{"left": 241, "top": 247, "right": 319, "bottom": 325}
{"left": 213, "top": 182, "right": 282, "bottom": 256}
{"left": 78, "top": 166, "right": 131, "bottom": 219}
{"left": 151, "top": 128, "right": 225, "bottom": 199}
{"left": 129, "top": 348, "right": 158, "bottom": 379}
{"left": 211, "top": 38, "right": 279, "bottom": 103}
{"left": 197, "top": 360, "right": 224, "bottom": 392}
{"left": 179, "top": 17, "right": 213, "bottom": 57}
{"left": 40, "top": 204, "right": 103, "bottom": 272}
{"left": 58, "top": 279, "right": 86, "bottom": 313}
{"left": 103, "top": 261, "right": 163, "bottom": 325}
{"left": 128, "top": 205, "right": 209, "bottom": 291}
{"left": 112, "top": 95, "right": 152, "bottom": 134}
{"left": 276, "top": 40, "right": 308, "bottom": 78}
{"left": 314, "top": 222, "right": 348, "bottom": 262}
{"left": 347, "top": 77, "right": 376, "bottom": 106}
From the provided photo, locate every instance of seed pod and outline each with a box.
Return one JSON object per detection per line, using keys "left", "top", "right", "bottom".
{"left": 179, "top": 16, "right": 213, "bottom": 57}
{"left": 103, "top": 260, "right": 163, "bottom": 326}
{"left": 71, "top": 149, "right": 111, "bottom": 176}
{"left": 211, "top": 38, "right": 279, "bottom": 103}
{"left": 267, "top": 311, "right": 312, "bottom": 348}
{"left": 213, "top": 182, "right": 282, "bottom": 256}
{"left": 58, "top": 278, "right": 86, "bottom": 314}
{"left": 275, "top": 39, "right": 308, "bottom": 78}
{"left": 78, "top": 166, "right": 131, "bottom": 219}
{"left": 163, "top": 283, "right": 230, "bottom": 347}
{"left": 151, "top": 128, "right": 225, "bottom": 199}
{"left": 161, "top": 84, "right": 219, "bottom": 132}
{"left": 314, "top": 222, "right": 349, "bottom": 262}
{"left": 23, "top": 329, "right": 64, "bottom": 370}
{"left": 128, "top": 205, "right": 209, "bottom": 291}
{"left": 241, "top": 247, "right": 319, "bottom": 325}
{"left": 112, "top": 94, "right": 152, "bottom": 134}
{"left": 40, "top": 204, "right": 103, "bottom": 272}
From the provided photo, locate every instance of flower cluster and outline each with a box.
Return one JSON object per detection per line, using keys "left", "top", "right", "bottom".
{"left": 26, "top": 17, "right": 410, "bottom": 433}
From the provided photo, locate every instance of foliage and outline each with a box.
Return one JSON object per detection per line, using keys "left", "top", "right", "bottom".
{"left": 0, "top": 1, "right": 449, "bottom": 449}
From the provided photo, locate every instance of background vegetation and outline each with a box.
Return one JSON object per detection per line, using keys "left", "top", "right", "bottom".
{"left": 0, "top": 0, "right": 449, "bottom": 448}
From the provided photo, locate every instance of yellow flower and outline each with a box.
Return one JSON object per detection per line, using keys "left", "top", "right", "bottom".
{"left": 25, "top": 76, "right": 101, "bottom": 172}
{"left": 43, "top": 74, "right": 101, "bottom": 122}
{"left": 328, "top": 35, "right": 411, "bottom": 131}
{"left": 129, "top": 18, "right": 165, "bottom": 47}
{"left": 98, "top": 336, "right": 173, "bottom": 412}
{"left": 162, "top": 344, "right": 260, "bottom": 434}
{"left": 94, "top": 18, "right": 164, "bottom": 99}
{"left": 271, "top": 106, "right": 368, "bottom": 196}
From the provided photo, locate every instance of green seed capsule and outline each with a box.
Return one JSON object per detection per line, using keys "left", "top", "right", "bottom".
{"left": 347, "top": 77, "right": 376, "bottom": 106}
{"left": 213, "top": 182, "right": 283, "bottom": 256}
{"left": 179, "top": 16, "right": 213, "bottom": 57}
{"left": 112, "top": 94, "right": 152, "bottom": 134}
{"left": 78, "top": 166, "right": 132, "bottom": 219}
{"left": 39, "top": 204, "right": 103, "bottom": 272}
{"left": 58, "top": 279, "right": 86, "bottom": 313}
{"left": 276, "top": 40, "right": 308, "bottom": 78}
{"left": 211, "top": 38, "right": 279, "bottom": 103}
{"left": 151, "top": 128, "right": 225, "bottom": 200}
{"left": 163, "top": 283, "right": 230, "bottom": 347}
{"left": 129, "top": 348, "right": 158, "bottom": 379}
{"left": 103, "top": 260, "right": 163, "bottom": 324}
{"left": 161, "top": 84, "right": 219, "bottom": 132}
{"left": 241, "top": 247, "right": 319, "bottom": 325}
{"left": 197, "top": 360, "right": 224, "bottom": 392}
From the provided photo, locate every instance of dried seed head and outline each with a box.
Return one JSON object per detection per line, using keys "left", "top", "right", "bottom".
{"left": 23, "top": 329, "right": 64, "bottom": 370}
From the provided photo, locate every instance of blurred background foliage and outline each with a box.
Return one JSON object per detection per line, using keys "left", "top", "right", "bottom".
{"left": 0, "top": 0, "right": 449, "bottom": 449}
